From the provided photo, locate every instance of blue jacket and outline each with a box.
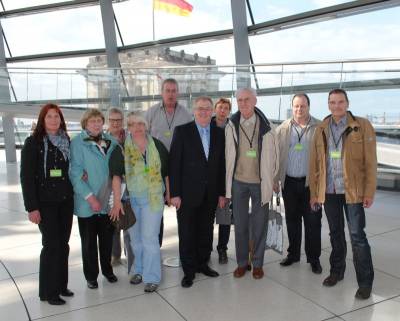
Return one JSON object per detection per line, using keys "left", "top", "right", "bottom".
{"left": 69, "top": 130, "right": 117, "bottom": 218}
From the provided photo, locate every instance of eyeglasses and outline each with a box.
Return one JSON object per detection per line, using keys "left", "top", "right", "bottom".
{"left": 109, "top": 118, "right": 123, "bottom": 123}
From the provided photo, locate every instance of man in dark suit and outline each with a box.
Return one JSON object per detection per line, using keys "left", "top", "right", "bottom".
{"left": 170, "top": 96, "right": 226, "bottom": 288}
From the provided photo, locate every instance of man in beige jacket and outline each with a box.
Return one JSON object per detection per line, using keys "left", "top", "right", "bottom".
{"left": 274, "top": 93, "right": 322, "bottom": 274}
{"left": 225, "top": 88, "right": 279, "bottom": 279}
{"left": 309, "top": 88, "right": 377, "bottom": 300}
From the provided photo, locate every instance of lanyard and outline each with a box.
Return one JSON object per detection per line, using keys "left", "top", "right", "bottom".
{"left": 329, "top": 119, "right": 346, "bottom": 150}
{"left": 162, "top": 104, "right": 177, "bottom": 130}
{"left": 239, "top": 116, "right": 257, "bottom": 148}
{"left": 142, "top": 150, "right": 147, "bottom": 165}
{"left": 292, "top": 117, "right": 311, "bottom": 143}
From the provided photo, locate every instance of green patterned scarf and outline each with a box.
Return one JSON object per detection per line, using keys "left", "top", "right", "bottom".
{"left": 124, "top": 134, "right": 164, "bottom": 212}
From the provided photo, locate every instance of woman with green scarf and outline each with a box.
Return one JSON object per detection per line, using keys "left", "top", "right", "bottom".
{"left": 109, "top": 112, "right": 169, "bottom": 293}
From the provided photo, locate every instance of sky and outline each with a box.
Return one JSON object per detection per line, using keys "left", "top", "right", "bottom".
{"left": 1, "top": 0, "right": 400, "bottom": 122}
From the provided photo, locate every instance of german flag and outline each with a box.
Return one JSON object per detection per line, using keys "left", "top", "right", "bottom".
{"left": 154, "top": 0, "right": 193, "bottom": 17}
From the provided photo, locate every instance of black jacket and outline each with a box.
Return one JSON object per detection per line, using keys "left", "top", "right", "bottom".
{"left": 20, "top": 135, "right": 73, "bottom": 212}
{"left": 169, "top": 121, "right": 225, "bottom": 208}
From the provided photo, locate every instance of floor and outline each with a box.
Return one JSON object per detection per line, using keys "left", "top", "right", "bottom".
{"left": 1, "top": 157, "right": 400, "bottom": 321}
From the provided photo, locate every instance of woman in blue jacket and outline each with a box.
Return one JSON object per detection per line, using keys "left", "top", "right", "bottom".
{"left": 20, "top": 103, "right": 74, "bottom": 305}
{"left": 69, "top": 108, "right": 118, "bottom": 289}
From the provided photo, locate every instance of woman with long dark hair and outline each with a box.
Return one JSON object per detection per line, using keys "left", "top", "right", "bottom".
{"left": 20, "top": 103, "right": 74, "bottom": 305}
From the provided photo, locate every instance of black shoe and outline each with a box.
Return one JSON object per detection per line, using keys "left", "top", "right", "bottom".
{"left": 87, "top": 280, "right": 98, "bottom": 289}
{"left": 198, "top": 265, "right": 219, "bottom": 277}
{"left": 218, "top": 250, "right": 228, "bottom": 264}
{"left": 355, "top": 287, "right": 372, "bottom": 300}
{"left": 47, "top": 296, "right": 66, "bottom": 305}
{"left": 310, "top": 262, "right": 322, "bottom": 274}
{"left": 181, "top": 276, "right": 194, "bottom": 288}
{"left": 322, "top": 274, "right": 343, "bottom": 287}
{"left": 105, "top": 274, "right": 118, "bottom": 283}
{"left": 280, "top": 257, "right": 300, "bottom": 266}
{"left": 60, "top": 289, "right": 74, "bottom": 297}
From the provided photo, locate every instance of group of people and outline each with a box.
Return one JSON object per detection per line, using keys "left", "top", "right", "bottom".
{"left": 20, "top": 77, "right": 377, "bottom": 306}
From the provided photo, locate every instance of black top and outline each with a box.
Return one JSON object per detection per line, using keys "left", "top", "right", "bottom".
{"left": 109, "top": 137, "right": 169, "bottom": 180}
{"left": 20, "top": 135, "right": 73, "bottom": 212}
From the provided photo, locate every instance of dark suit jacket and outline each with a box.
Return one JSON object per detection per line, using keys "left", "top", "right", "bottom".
{"left": 169, "top": 121, "right": 225, "bottom": 208}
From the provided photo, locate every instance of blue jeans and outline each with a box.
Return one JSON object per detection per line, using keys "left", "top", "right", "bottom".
{"left": 324, "top": 194, "right": 374, "bottom": 288}
{"left": 128, "top": 196, "right": 163, "bottom": 284}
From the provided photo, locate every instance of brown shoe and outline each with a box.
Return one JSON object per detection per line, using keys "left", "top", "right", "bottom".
{"left": 233, "top": 266, "right": 247, "bottom": 278}
{"left": 252, "top": 267, "right": 264, "bottom": 279}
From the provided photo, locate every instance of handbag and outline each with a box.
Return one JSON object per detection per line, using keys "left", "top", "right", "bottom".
{"left": 265, "top": 192, "right": 284, "bottom": 255}
{"left": 112, "top": 199, "right": 136, "bottom": 231}
{"left": 215, "top": 201, "right": 232, "bottom": 225}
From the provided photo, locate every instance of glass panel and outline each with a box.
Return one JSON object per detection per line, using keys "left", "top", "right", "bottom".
{"left": 1, "top": 0, "right": 67, "bottom": 10}
{"left": 5, "top": 55, "right": 106, "bottom": 104}
{"left": 248, "top": 0, "right": 352, "bottom": 24}
{"left": 249, "top": 8, "right": 400, "bottom": 63}
{"left": 1, "top": 5, "right": 104, "bottom": 56}
{"left": 113, "top": 0, "right": 232, "bottom": 45}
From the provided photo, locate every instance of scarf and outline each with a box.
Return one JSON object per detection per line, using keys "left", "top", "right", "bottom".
{"left": 84, "top": 130, "right": 111, "bottom": 154}
{"left": 124, "top": 134, "right": 164, "bottom": 212}
{"left": 43, "top": 129, "right": 70, "bottom": 178}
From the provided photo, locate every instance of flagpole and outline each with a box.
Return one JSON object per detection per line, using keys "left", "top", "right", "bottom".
{"left": 152, "top": 0, "right": 155, "bottom": 41}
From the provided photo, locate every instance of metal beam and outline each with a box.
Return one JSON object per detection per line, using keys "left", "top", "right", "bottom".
{"left": 0, "top": 21, "right": 16, "bottom": 162}
{"left": 99, "top": 0, "right": 120, "bottom": 107}
{"left": 231, "top": 0, "right": 251, "bottom": 88}
{"left": 0, "top": 0, "right": 99, "bottom": 19}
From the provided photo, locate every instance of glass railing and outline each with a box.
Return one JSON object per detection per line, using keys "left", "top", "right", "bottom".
{"left": 1, "top": 58, "right": 400, "bottom": 122}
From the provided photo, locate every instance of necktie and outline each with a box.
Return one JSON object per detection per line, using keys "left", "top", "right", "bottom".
{"left": 201, "top": 127, "right": 209, "bottom": 160}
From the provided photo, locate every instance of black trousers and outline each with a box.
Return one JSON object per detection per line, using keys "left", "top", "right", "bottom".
{"left": 38, "top": 199, "right": 73, "bottom": 299}
{"left": 78, "top": 214, "right": 115, "bottom": 281}
{"left": 217, "top": 225, "right": 231, "bottom": 252}
{"left": 177, "top": 196, "right": 216, "bottom": 278}
{"left": 282, "top": 176, "right": 322, "bottom": 263}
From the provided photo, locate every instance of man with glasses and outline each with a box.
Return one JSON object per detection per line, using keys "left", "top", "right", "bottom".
{"left": 225, "top": 88, "right": 279, "bottom": 280}
{"left": 146, "top": 78, "right": 192, "bottom": 246}
{"left": 169, "top": 96, "right": 226, "bottom": 288}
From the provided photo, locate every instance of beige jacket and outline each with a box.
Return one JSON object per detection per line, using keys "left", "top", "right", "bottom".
{"left": 309, "top": 111, "right": 377, "bottom": 204}
{"left": 225, "top": 108, "right": 279, "bottom": 206}
{"left": 274, "top": 116, "right": 321, "bottom": 188}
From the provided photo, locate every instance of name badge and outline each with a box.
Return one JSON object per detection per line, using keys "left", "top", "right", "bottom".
{"left": 330, "top": 150, "right": 341, "bottom": 159}
{"left": 50, "top": 169, "right": 62, "bottom": 177}
{"left": 246, "top": 149, "right": 257, "bottom": 158}
{"left": 144, "top": 166, "right": 150, "bottom": 174}
{"left": 294, "top": 143, "right": 303, "bottom": 151}
{"left": 164, "top": 130, "right": 171, "bottom": 137}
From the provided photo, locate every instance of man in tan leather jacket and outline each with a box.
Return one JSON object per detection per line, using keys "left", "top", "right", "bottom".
{"left": 309, "top": 88, "right": 377, "bottom": 300}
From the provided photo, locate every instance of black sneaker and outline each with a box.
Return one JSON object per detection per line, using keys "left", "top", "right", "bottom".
{"left": 355, "top": 287, "right": 372, "bottom": 299}
{"left": 310, "top": 261, "right": 322, "bottom": 274}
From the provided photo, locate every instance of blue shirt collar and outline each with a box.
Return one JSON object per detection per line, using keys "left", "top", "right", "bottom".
{"left": 195, "top": 122, "right": 210, "bottom": 132}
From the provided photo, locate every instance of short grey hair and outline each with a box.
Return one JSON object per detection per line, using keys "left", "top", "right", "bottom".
{"left": 108, "top": 107, "right": 124, "bottom": 119}
{"left": 193, "top": 96, "right": 213, "bottom": 109}
{"left": 126, "top": 111, "right": 148, "bottom": 130}
{"left": 235, "top": 87, "right": 257, "bottom": 98}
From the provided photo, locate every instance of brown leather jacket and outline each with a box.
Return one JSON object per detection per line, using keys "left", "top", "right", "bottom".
{"left": 309, "top": 111, "right": 377, "bottom": 204}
